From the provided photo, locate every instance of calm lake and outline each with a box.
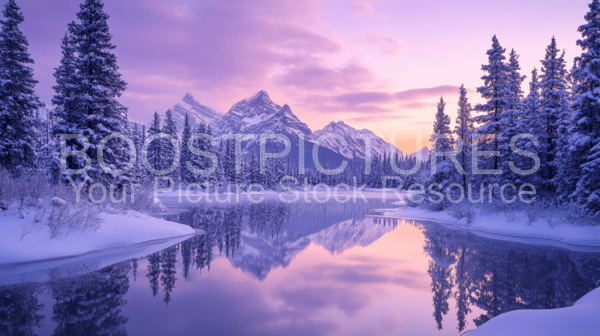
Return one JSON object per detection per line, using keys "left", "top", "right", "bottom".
{"left": 2, "top": 193, "right": 600, "bottom": 335}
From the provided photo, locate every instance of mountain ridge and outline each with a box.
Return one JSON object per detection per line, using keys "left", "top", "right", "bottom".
{"left": 152, "top": 91, "right": 406, "bottom": 164}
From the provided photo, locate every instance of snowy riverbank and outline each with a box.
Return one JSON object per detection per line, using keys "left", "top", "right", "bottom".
{"left": 377, "top": 206, "right": 600, "bottom": 249}
{"left": 464, "top": 286, "right": 600, "bottom": 336}
{"left": 0, "top": 203, "right": 196, "bottom": 265}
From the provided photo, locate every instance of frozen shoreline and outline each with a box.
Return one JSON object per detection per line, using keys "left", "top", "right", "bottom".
{"left": 463, "top": 286, "right": 600, "bottom": 336}
{"left": 375, "top": 206, "right": 600, "bottom": 250}
{"left": 0, "top": 203, "right": 197, "bottom": 266}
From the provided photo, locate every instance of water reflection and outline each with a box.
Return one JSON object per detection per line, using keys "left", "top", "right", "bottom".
{"left": 50, "top": 263, "right": 130, "bottom": 335}
{"left": 0, "top": 283, "right": 44, "bottom": 336}
{"left": 0, "top": 199, "right": 599, "bottom": 335}
{"left": 420, "top": 222, "right": 600, "bottom": 332}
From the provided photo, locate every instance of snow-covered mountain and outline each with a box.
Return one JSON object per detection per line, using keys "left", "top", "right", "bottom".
{"left": 313, "top": 121, "right": 402, "bottom": 160}
{"left": 408, "top": 147, "right": 430, "bottom": 162}
{"left": 146, "top": 90, "right": 404, "bottom": 166}
{"left": 216, "top": 90, "right": 311, "bottom": 138}
{"left": 215, "top": 91, "right": 347, "bottom": 167}
{"left": 154, "top": 93, "right": 221, "bottom": 133}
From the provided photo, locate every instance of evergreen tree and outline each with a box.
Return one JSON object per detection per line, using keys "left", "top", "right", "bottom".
{"left": 497, "top": 49, "right": 526, "bottom": 189}
{"left": 223, "top": 139, "right": 236, "bottom": 183}
{"left": 539, "top": 37, "right": 570, "bottom": 191}
{"left": 180, "top": 113, "right": 195, "bottom": 183}
{"left": 161, "top": 109, "right": 178, "bottom": 179}
{"left": 64, "top": 0, "right": 128, "bottom": 184}
{"left": 0, "top": 0, "right": 44, "bottom": 172}
{"left": 454, "top": 84, "right": 475, "bottom": 190}
{"left": 431, "top": 97, "right": 454, "bottom": 155}
{"left": 517, "top": 69, "right": 545, "bottom": 187}
{"left": 568, "top": 0, "right": 600, "bottom": 214}
{"left": 474, "top": 36, "right": 512, "bottom": 180}
{"left": 146, "top": 112, "right": 161, "bottom": 175}
{"left": 49, "top": 32, "right": 79, "bottom": 183}
{"left": 247, "top": 150, "right": 260, "bottom": 184}
{"left": 129, "top": 123, "right": 147, "bottom": 185}
{"left": 426, "top": 97, "right": 457, "bottom": 210}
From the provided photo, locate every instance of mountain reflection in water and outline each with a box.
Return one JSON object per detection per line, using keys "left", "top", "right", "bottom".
{"left": 1, "top": 199, "right": 599, "bottom": 336}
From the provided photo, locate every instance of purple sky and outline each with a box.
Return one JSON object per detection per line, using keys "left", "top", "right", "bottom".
{"left": 8, "top": 0, "right": 591, "bottom": 152}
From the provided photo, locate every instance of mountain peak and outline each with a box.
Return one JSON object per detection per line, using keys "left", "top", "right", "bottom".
{"left": 181, "top": 92, "right": 203, "bottom": 106}
{"left": 325, "top": 120, "right": 352, "bottom": 131}
{"left": 152, "top": 92, "right": 221, "bottom": 133}
{"left": 246, "top": 90, "right": 273, "bottom": 104}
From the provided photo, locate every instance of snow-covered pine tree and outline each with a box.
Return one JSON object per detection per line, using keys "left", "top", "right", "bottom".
{"left": 247, "top": 150, "right": 260, "bottom": 184}
{"left": 213, "top": 139, "right": 225, "bottom": 186}
{"left": 517, "top": 69, "right": 545, "bottom": 187}
{"left": 431, "top": 97, "right": 455, "bottom": 156}
{"left": 223, "top": 139, "right": 236, "bottom": 183}
{"left": 454, "top": 84, "right": 475, "bottom": 190}
{"left": 539, "top": 37, "right": 570, "bottom": 192}
{"left": 474, "top": 36, "right": 512, "bottom": 184}
{"left": 146, "top": 112, "right": 162, "bottom": 176}
{"left": 0, "top": 0, "right": 44, "bottom": 173}
{"left": 139, "top": 124, "right": 148, "bottom": 184}
{"left": 567, "top": 0, "right": 600, "bottom": 215}
{"left": 204, "top": 124, "right": 220, "bottom": 184}
{"left": 66, "top": 0, "right": 128, "bottom": 184}
{"left": 426, "top": 97, "right": 457, "bottom": 210}
{"left": 497, "top": 49, "right": 526, "bottom": 190}
{"left": 129, "top": 123, "right": 146, "bottom": 185}
{"left": 192, "top": 122, "right": 208, "bottom": 182}
{"left": 180, "top": 113, "right": 195, "bottom": 183}
{"left": 49, "top": 32, "right": 79, "bottom": 183}
{"left": 161, "top": 109, "right": 179, "bottom": 180}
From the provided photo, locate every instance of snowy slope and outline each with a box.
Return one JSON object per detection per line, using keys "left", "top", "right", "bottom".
{"left": 154, "top": 93, "right": 221, "bottom": 133}
{"left": 465, "top": 286, "right": 600, "bottom": 336}
{"left": 216, "top": 90, "right": 311, "bottom": 138}
{"left": 214, "top": 91, "right": 348, "bottom": 167}
{"left": 0, "top": 204, "right": 196, "bottom": 265}
{"left": 313, "top": 121, "right": 402, "bottom": 160}
{"left": 378, "top": 206, "right": 600, "bottom": 249}
{"left": 408, "top": 146, "right": 430, "bottom": 162}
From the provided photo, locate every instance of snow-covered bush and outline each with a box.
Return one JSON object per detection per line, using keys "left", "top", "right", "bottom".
{"left": 44, "top": 198, "right": 101, "bottom": 239}
{"left": 112, "top": 187, "right": 162, "bottom": 215}
{"left": 0, "top": 170, "right": 102, "bottom": 238}
{"left": 448, "top": 203, "right": 475, "bottom": 224}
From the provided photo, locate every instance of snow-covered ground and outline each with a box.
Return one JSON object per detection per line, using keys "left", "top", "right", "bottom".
{"left": 0, "top": 234, "right": 191, "bottom": 286}
{"left": 464, "top": 286, "right": 600, "bottom": 336}
{"left": 377, "top": 206, "right": 600, "bottom": 249}
{"left": 0, "top": 203, "right": 196, "bottom": 265}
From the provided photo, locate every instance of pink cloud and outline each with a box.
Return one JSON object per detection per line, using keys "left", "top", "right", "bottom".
{"left": 296, "top": 85, "right": 463, "bottom": 117}
{"left": 276, "top": 62, "right": 374, "bottom": 91}
{"left": 394, "top": 85, "right": 462, "bottom": 100}
{"left": 363, "top": 32, "right": 402, "bottom": 56}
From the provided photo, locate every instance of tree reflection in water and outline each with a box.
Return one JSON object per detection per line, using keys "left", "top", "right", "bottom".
{"left": 0, "top": 283, "right": 44, "bottom": 336}
{"left": 418, "top": 220, "right": 600, "bottom": 332}
{"left": 1, "top": 202, "right": 599, "bottom": 335}
{"left": 50, "top": 263, "right": 130, "bottom": 335}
